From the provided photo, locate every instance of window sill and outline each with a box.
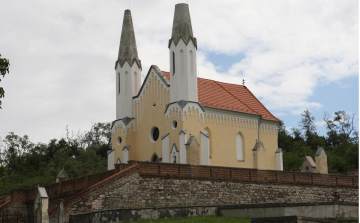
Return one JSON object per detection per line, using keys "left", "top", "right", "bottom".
{"left": 237, "top": 160, "right": 245, "bottom": 162}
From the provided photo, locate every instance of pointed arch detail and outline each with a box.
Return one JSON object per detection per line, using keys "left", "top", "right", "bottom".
{"left": 236, "top": 132, "right": 245, "bottom": 161}
{"left": 151, "top": 153, "right": 160, "bottom": 162}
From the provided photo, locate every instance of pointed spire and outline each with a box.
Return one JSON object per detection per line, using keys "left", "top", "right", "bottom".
{"left": 116, "top": 10, "right": 141, "bottom": 69}
{"left": 168, "top": 3, "right": 197, "bottom": 49}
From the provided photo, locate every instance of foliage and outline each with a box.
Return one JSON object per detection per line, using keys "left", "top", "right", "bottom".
{"left": 0, "top": 53, "right": 10, "bottom": 109}
{"left": 0, "top": 109, "right": 358, "bottom": 196}
{"left": 279, "top": 110, "right": 358, "bottom": 174}
{"left": 126, "top": 216, "right": 250, "bottom": 223}
{"left": 0, "top": 122, "right": 110, "bottom": 196}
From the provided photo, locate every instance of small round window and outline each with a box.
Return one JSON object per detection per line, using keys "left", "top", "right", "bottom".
{"left": 151, "top": 127, "right": 160, "bottom": 142}
{"left": 172, "top": 120, "right": 177, "bottom": 129}
{"left": 117, "top": 137, "right": 122, "bottom": 145}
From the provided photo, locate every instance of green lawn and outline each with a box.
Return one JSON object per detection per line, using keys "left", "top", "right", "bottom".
{"left": 127, "top": 216, "right": 250, "bottom": 223}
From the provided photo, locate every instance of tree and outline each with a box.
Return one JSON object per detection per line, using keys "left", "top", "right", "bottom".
{"left": 80, "top": 122, "right": 111, "bottom": 158}
{"left": 0, "top": 54, "right": 10, "bottom": 109}
{"left": 299, "top": 109, "right": 316, "bottom": 138}
{"left": 278, "top": 120, "right": 294, "bottom": 152}
{"left": 298, "top": 109, "right": 326, "bottom": 151}
{"left": 324, "top": 111, "right": 358, "bottom": 147}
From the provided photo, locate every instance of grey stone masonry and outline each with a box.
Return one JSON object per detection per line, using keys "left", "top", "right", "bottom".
{"left": 56, "top": 171, "right": 358, "bottom": 223}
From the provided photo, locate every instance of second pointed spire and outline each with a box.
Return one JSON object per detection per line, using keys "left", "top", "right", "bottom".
{"left": 117, "top": 10, "right": 141, "bottom": 69}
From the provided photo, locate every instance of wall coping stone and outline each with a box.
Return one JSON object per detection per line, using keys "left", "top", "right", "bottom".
{"left": 217, "top": 202, "right": 359, "bottom": 210}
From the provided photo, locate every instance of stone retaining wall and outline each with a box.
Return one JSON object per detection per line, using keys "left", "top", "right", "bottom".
{"left": 57, "top": 170, "right": 358, "bottom": 223}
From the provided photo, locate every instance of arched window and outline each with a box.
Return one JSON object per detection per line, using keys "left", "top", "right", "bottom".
{"left": 236, "top": 133, "right": 244, "bottom": 161}
{"left": 171, "top": 144, "right": 179, "bottom": 163}
{"left": 201, "top": 129, "right": 210, "bottom": 165}
{"left": 172, "top": 52, "right": 175, "bottom": 75}
{"left": 151, "top": 153, "right": 159, "bottom": 162}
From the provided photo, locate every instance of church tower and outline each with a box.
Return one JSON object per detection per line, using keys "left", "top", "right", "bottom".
{"left": 169, "top": 4, "right": 198, "bottom": 103}
{"left": 115, "top": 10, "right": 142, "bottom": 120}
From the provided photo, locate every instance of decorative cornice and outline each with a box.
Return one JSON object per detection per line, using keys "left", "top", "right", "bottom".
{"left": 161, "top": 133, "right": 170, "bottom": 140}
{"left": 185, "top": 135, "right": 199, "bottom": 146}
{"left": 252, "top": 140, "right": 265, "bottom": 151}
{"left": 121, "top": 116, "right": 133, "bottom": 125}
{"left": 122, "top": 145, "right": 131, "bottom": 151}
{"left": 171, "top": 143, "right": 179, "bottom": 152}
{"left": 115, "top": 58, "right": 142, "bottom": 69}
{"left": 168, "top": 36, "right": 197, "bottom": 49}
{"left": 164, "top": 100, "right": 205, "bottom": 114}
{"left": 200, "top": 131, "right": 209, "bottom": 138}
{"left": 177, "top": 99, "right": 188, "bottom": 109}
{"left": 179, "top": 129, "right": 187, "bottom": 135}
{"left": 133, "top": 65, "right": 170, "bottom": 99}
{"left": 111, "top": 117, "right": 134, "bottom": 129}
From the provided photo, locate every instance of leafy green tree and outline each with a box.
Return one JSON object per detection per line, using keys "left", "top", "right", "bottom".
{"left": 299, "top": 109, "right": 316, "bottom": 138}
{"left": 0, "top": 133, "right": 34, "bottom": 175}
{"left": 278, "top": 120, "right": 294, "bottom": 152}
{"left": 80, "top": 122, "right": 111, "bottom": 158}
{"left": 0, "top": 123, "right": 110, "bottom": 196}
{"left": 0, "top": 54, "right": 10, "bottom": 109}
{"left": 283, "top": 151, "right": 303, "bottom": 171}
{"left": 324, "top": 111, "right": 358, "bottom": 147}
{"left": 298, "top": 110, "right": 326, "bottom": 151}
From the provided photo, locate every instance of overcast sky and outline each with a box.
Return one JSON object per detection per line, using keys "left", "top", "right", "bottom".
{"left": 0, "top": 0, "right": 358, "bottom": 144}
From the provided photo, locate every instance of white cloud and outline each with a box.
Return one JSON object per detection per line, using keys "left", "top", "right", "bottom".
{"left": 315, "top": 121, "right": 327, "bottom": 127}
{"left": 0, "top": 0, "right": 358, "bottom": 142}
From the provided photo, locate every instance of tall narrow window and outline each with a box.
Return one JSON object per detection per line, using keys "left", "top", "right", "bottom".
{"left": 125, "top": 71, "right": 129, "bottom": 95}
{"left": 172, "top": 52, "right": 175, "bottom": 75}
{"left": 133, "top": 72, "right": 136, "bottom": 96}
{"left": 236, "top": 133, "right": 244, "bottom": 161}
{"left": 201, "top": 129, "right": 210, "bottom": 165}
{"left": 118, "top": 72, "right": 120, "bottom": 94}
{"left": 180, "top": 50, "right": 184, "bottom": 75}
{"left": 190, "top": 50, "right": 194, "bottom": 75}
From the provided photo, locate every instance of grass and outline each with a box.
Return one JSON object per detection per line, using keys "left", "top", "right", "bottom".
{"left": 126, "top": 216, "right": 250, "bottom": 223}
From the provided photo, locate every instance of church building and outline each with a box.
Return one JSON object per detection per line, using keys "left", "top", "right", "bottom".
{"left": 108, "top": 4, "right": 282, "bottom": 171}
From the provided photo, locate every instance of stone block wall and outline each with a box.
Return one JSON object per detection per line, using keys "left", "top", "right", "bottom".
{"left": 57, "top": 169, "right": 358, "bottom": 223}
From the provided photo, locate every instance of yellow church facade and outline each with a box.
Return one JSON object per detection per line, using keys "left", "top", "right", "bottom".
{"left": 108, "top": 4, "right": 282, "bottom": 171}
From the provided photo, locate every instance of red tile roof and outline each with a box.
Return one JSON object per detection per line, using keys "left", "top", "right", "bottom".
{"left": 162, "top": 71, "right": 279, "bottom": 122}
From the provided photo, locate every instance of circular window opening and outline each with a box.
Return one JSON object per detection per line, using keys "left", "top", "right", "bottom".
{"left": 151, "top": 127, "right": 160, "bottom": 142}
{"left": 117, "top": 137, "right": 122, "bottom": 145}
{"left": 172, "top": 120, "right": 177, "bottom": 129}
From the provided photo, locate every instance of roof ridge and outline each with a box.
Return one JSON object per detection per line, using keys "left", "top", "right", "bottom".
{"left": 213, "top": 80, "right": 259, "bottom": 115}
{"left": 161, "top": 71, "right": 279, "bottom": 122}
{"left": 240, "top": 85, "right": 279, "bottom": 121}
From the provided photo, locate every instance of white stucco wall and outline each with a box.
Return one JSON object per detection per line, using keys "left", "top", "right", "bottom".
{"left": 169, "top": 39, "right": 198, "bottom": 103}
{"left": 107, "top": 150, "right": 115, "bottom": 170}
{"left": 123, "top": 148, "right": 129, "bottom": 163}
{"left": 201, "top": 131, "right": 210, "bottom": 165}
{"left": 179, "top": 130, "right": 187, "bottom": 164}
{"left": 276, "top": 150, "right": 283, "bottom": 171}
{"left": 162, "top": 134, "right": 170, "bottom": 163}
{"left": 116, "top": 61, "right": 142, "bottom": 119}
